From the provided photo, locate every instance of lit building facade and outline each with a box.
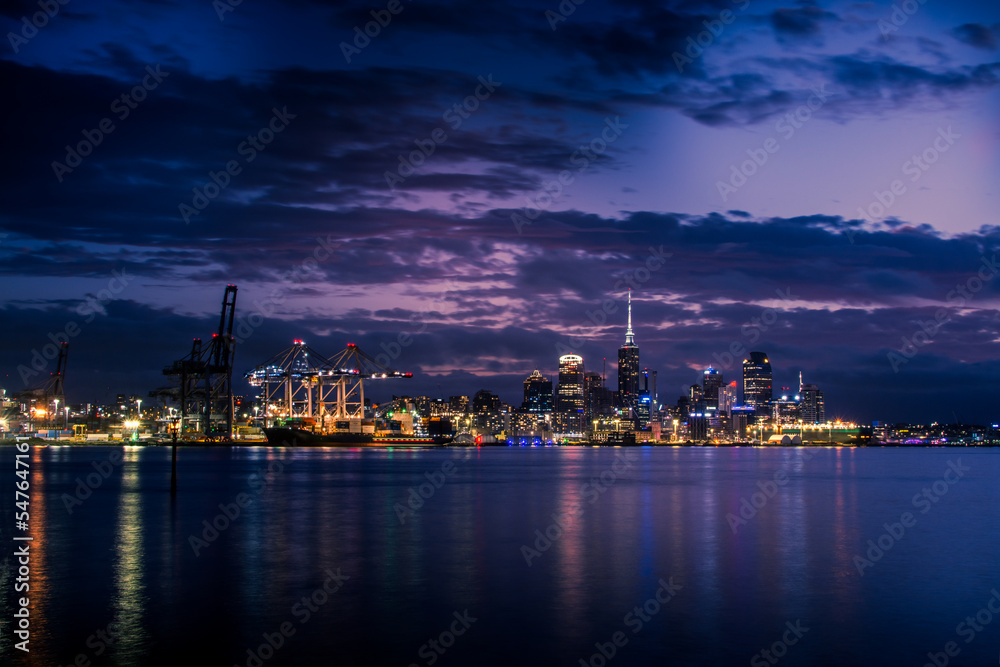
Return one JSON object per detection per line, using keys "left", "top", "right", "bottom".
{"left": 523, "top": 370, "right": 553, "bottom": 413}
{"left": 742, "top": 351, "right": 773, "bottom": 410}
{"left": 642, "top": 368, "right": 657, "bottom": 409}
{"left": 798, "top": 372, "right": 825, "bottom": 423}
{"left": 584, "top": 371, "right": 613, "bottom": 419}
{"left": 473, "top": 389, "right": 501, "bottom": 414}
{"left": 702, "top": 367, "right": 723, "bottom": 410}
{"left": 617, "top": 291, "right": 640, "bottom": 413}
{"left": 719, "top": 381, "right": 737, "bottom": 417}
{"left": 557, "top": 355, "right": 585, "bottom": 415}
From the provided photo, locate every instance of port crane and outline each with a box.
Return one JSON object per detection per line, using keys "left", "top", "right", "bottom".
{"left": 14, "top": 341, "right": 69, "bottom": 428}
{"left": 158, "top": 285, "right": 238, "bottom": 438}
{"left": 246, "top": 340, "right": 411, "bottom": 429}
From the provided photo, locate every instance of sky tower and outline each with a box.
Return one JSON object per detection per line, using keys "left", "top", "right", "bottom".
{"left": 617, "top": 290, "right": 640, "bottom": 414}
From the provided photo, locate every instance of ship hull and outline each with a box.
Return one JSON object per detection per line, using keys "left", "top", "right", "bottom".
{"left": 263, "top": 428, "right": 451, "bottom": 447}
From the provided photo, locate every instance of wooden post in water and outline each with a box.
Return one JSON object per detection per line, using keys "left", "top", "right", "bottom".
{"left": 171, "top": 443, "right": 178, "bottom": 494}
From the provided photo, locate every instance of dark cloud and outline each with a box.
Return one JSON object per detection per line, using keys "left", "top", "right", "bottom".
{"left": 5, "top": 204, "right": 1000, "bottom": 422}
{"left": 771, "top": 5, "right": 838, "bottom": 38}
{"left": 951, "top": 23, "right": 998, "bottom": 50}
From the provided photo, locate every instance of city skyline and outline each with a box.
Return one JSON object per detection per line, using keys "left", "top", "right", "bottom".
{"left": 0, "top": 299, "right": 922, "bottom": 434}
{"left": 2, "top": 0, "right": 999, "bottom": 424}
{"left": 1, "top": 279, "right": 995, "bottom": 425}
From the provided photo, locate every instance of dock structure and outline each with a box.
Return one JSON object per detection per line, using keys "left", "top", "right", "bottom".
{"left": 158, "top": 285, "right": 238, "bottom": 439}
{"left": 246, "top": 340, "right": 411, "bottom": 429}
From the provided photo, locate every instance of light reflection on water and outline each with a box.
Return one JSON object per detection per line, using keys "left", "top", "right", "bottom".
{"left": 0, "top": 445, "right": 998, "bottom": 666}
{"left": 112, "top": 447, "right": 146, "bottom": 665}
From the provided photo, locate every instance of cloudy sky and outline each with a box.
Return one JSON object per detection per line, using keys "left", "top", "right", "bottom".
{"left": 1, "top": 0, "right": 999, "bottom": 423}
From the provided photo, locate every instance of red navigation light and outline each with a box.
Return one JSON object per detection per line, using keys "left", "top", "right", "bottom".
{"left": 404, "top": 373, "right": 413, "bottom": 377}
{"left": 294, "top": 339, "right": 303, "bottom": 344}
{"left": 475, "top": 435, "right": 482, "bottom": 445}
{"left": 212, "top": 333, "right": 218, "bottom": 337}
{"left": 347, "top": 343, "right": 356, "bottom": 347}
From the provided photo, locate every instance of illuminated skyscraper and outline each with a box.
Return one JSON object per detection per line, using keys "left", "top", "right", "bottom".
{"left": 557, "top": 355, "right": 585, "bottom": 414}
{"left": 617, "top": 291, "right": 640, "bottom": 412}
{"left": 636, "top": 391, "right": 652, "bottom": 427}
{"left": 798, "top": 372, "right": 825, "bottom": 423}
{"left": 719, "top": 381, "right": 737, "bottom": 417}
{"left": 523, "top": 369, "right": 553, "bottom": 413}
{"left": 702, "top": 367, "right": 723, "bottom": 409}
{"left": 584, "top": 371, "right": 612, "bottom": 419}
{"left": 642, "top": 368, "right": 657, "bottom": 406}
{"left": 638, "top": 367, "right": 657, "bottom": 427}
{"left": 742, "top": 352, "right": 773, "bottom": 410}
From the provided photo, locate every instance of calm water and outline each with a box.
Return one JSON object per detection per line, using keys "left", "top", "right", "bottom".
{"left": 1, "top": 445, "right": 999, "bottom": 666}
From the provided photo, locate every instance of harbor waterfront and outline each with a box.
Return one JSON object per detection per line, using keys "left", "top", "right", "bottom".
{"left": 5, "top": 1, "right": 1000, "bottom": 665}
{"left": 3, "top": 444, "right": 999, "bottom": 666}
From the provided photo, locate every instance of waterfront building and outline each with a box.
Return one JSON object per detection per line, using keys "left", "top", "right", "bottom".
{"left": 772, "top": 394, "right": 800, "bottom": 425}
{"left": 798, "top": 372, "right": 826, "bottom": 424}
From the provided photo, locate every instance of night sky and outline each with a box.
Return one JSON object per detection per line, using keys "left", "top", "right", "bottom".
{"left": 1, "top": 0, "right": 998, "bottom": 423}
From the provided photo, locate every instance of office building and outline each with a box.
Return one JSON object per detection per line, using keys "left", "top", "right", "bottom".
{"left": 523, "top": 370, "right": 553, "bottom": 413}
{"left": 449, "top": 395, "right": 470, "bottom": 414}
{"left": 703, "top": 367, "right": 723, "bottom": 410}
{"left": 473, "top": 389, "right": 501, "bottom": 414}
{"left": 719, "top": 381, "right": 737, "bottom": 417}
{"left": 742, "top": 351, "right": 773, "bottom": 410}
{"left": 636, "top": 391, "right": 652, "bottom": 427}
{"left": 642, "top": 368, "right": 657, "bottom": 408}
{"left": 798, "top": 372, "right": 826, "bottom": 424}
{"left": 584, "top": 371, "right": 613, "bottom": 419}
{"left": 557, "top": 355, "right": 585, "bottom": 415}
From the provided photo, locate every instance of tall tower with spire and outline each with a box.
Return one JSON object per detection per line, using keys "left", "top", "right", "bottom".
{"left": 624, "top": 289, "right": 635, "bottom": 346}
{"left": 617, "top": 290, "right": 640, "bottom": 415}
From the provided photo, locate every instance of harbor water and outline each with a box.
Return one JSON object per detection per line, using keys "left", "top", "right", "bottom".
{"left": 1, "top": 445, "right": 998, "bottom": 666}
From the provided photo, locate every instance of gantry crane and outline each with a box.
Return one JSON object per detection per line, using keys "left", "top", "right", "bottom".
{"left": 159, "top": 285, "right": 238, "bottom": 439}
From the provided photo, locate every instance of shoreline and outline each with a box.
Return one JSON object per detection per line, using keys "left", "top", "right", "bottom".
{"left": 2, "top": 438, "right": 997, "bottom": 448}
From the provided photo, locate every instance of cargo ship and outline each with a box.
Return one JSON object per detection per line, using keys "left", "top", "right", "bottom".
{"left": 263, "top": 415, "right": 453, "bottom": 447}
{"left": 263, "top": 427, "right": 451, "bottom": 447}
